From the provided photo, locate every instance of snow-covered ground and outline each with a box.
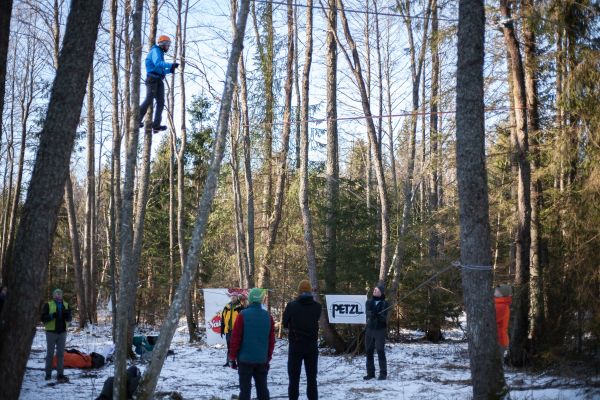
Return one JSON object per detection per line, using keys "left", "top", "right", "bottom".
{"left": 20, "top": 320, "right": 599, "bottom": 399}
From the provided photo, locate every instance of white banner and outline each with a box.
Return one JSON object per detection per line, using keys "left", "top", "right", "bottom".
{"left": 203, "top": 288, "right": 248, "bottom": 346}
{"left": 325, "top": 294, "right": 367, "bottom": 324}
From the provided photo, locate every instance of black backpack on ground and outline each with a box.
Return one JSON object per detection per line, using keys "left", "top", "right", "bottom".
{"left": 95, "top": 366, "right": 141, "bottom": 400}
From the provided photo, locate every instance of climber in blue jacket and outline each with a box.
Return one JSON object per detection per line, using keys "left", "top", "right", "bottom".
{"left": 139, "top": 35, "right": 179, "bottom": 132}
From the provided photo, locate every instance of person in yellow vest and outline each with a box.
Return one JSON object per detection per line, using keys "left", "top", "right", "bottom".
{"left": 220, "top": 294, "right": 246, "bottom": 367}
{"left": 41, "top": 288, "right": 72, "bottom": 382}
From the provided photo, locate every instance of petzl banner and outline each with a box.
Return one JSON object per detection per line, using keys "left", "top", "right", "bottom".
{"left": 325, "top": 294, "right": 367, "bottom": 324}
{"left": 203, "top": 288, "right": 248, "bottom": 346}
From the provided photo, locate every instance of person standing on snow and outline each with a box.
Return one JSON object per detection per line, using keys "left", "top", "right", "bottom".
{"left": 228, "top": 288, "right": 275, "bottom": 400}
{"left": 364, "top": 284, "right": 389, "bottom": 381}
{"left": 283, "top": 279, "right": 322, "bottom": 400}
{"left": 494, "top": 284, "right": 512, "bottom": 357}
{"left": 41, "top": 288, "right": 72, "bottom": 383}
{"left": 139, "top": 35, "right": 179, "bottom": 133}
{"left": 220, "top": 293, "right": 246, "bottom": 367}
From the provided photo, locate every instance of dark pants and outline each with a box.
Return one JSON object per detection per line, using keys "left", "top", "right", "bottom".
{"left": 45, "top": 331, "right": 67, "bottom": 377}
{"left": 238, "top": 361, "right": 269, "bottom": 400}
{"left": 365, "top": 328, "right": 387, "bottom": 377}
{"left": 225, "top": 332, "right": 232, "bottom": 363}
{"left": 139, "top": 76, "right": 165, "bottom": 128}
{"left": 288, "top": 342, "right": 318, "bottom": 400}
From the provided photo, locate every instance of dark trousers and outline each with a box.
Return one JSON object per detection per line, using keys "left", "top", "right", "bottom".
{"left": 365, "top": 328, "right": 387, "bottom": 377}
{"left": 238, "top": 361, "right": 269, "bottom": 400}
{"left": 288, "top": 342, "right": 318, "bottom": 400}
{"left": 139, "top": 76, "right": 165, "bottom": 128}
{"left": 225, "top": 332, "right": 232, "bottom": 363}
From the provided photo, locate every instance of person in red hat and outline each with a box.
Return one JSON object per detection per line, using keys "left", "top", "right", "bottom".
{"left": 139, "top": 35, "right": 179, "bottom": 132}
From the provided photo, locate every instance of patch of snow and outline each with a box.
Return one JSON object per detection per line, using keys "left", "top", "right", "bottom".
{"left": 19, "top": 321, "right": 598, "bottom": 400}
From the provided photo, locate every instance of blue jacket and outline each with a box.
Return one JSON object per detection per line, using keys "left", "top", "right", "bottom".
{"left": 145, "top": 45, "right": 173, "bottom": 79}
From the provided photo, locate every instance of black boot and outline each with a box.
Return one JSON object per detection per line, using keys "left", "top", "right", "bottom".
{"left": 152, "top": 125, "right": 167, "bottom": 133}
{"left": 363, "top": 374, "right": 375, "bottom": 380}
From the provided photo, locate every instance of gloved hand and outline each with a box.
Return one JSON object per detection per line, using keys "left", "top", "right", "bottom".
{"left": 51, "top": 313, "right": 57, "bottom": 319}
{"left": 220, "top": 333, "right": 224, "bottom": 338}
{"left": 228, "top": 360, "right": 238, "bottom": 370}
{"left": 171, "top": 63, "right": 179, "bottom": 73}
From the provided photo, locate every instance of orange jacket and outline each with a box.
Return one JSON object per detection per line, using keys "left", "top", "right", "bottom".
{"left": 494, "top": 296, "right": 512, "bottom": 347}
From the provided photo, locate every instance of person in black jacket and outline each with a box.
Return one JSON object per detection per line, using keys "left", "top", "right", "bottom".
{"left": 41, "top": 288, "right": 72, "bottom": 382}
{"left": 364, "top": 284, "right": 389, "bottom": 380}
{"left": 283, "top": 280, "right": 322, "bottom": 400}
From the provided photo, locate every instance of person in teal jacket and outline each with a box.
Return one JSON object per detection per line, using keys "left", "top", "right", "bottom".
{"left": 228, "top": 288, "right": 275, "bottom": 400}
{"left": 139, "top": 35, "right": 179, "bottom": 132}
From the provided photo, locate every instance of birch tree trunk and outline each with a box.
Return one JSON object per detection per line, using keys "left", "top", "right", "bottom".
{"left": 0, "top": 0, "right": 103, "bottom": 396}
{"left": 455, "top": 1, "right": 508, "bottom": 397}
{"left": 500, "top": 0, "right": 532, "bottom": 367}
{"left": 135, "top": 2, "right": 250, "bottom": 397}
{"left": 114, "top": 0, "right": 144, "bottom": 396}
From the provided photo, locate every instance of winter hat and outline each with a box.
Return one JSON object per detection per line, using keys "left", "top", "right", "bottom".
{"left": 376, "top": 285, "right": 385, "bottom": 297}
{"left": 248, "top": 288, "right": 265, "bottom": 304}
{"left": 496, "top": 284, "right": 512, "bottom": 297}
{"left": 298, "top": 280, "right": 312, "bottom": 294}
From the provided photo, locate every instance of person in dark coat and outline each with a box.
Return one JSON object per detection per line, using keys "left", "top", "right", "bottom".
{"left": 228, "top": 288, "right": 275, "bottom": 400}
{"left": 283, "top": 279, "right": 322, "bottom": 400}
{"left": 364, "top": 284, "right": 389, "bottom": 380}
{"left": 41, "top": 288, "right": 72, "bottom": 382}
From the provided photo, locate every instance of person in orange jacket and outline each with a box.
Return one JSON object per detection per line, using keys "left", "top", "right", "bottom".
{"left": 494, "top": 284, "right": 512, "bottom": 356}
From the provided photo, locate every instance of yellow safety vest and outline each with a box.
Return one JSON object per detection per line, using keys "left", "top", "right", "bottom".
{"left": 221, "top": 304, "right": 239, "bottom": 334}
{"left": 44, "top": 300, "right": 69, "bottom": 331}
